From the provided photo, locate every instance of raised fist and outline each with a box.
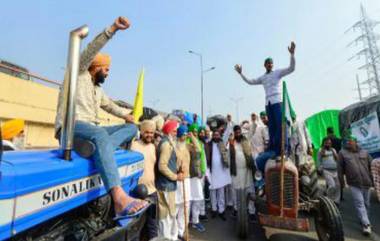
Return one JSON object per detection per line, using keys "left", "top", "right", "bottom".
{"left": 113, "top": 17, "right": 130, "bottom": 31}
{"left": 234, "top": 64, "right": 242, "bottom": 74}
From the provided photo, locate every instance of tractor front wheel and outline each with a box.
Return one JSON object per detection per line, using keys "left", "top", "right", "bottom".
{"left": 236, "top": 188, "right": 248, "bottom": 239}
{"left": 314, "top": 196, "right": 344, "bottom": 241}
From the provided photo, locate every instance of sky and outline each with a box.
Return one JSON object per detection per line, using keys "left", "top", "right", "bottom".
{"left": 1, "top": 0, "right": 380, "bottom": 123}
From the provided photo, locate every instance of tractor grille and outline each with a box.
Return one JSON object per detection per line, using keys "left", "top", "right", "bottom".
{"left": 269, "top": 171, "right": 295, "bottom": 208}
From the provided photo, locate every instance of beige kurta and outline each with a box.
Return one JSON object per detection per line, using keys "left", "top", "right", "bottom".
{"left": 231, "top": 143, "right": 253, "bottom": 189}
{"left": 55, "top": 28, "right": 131, "bottom": 131}
{"left": 176, "top": 141, "right": 191, "bottom": 178}
{"left": 131, "top": 140, "right": 157, "bottom": 195}
{"left": 175, "top": 141, "right": 191, "bottom": 204}
{"left": 250, "top": 125, "right": 269, "bottom": 157}
{"left": 157, "top": 137, "right": 178, "bottom": 219}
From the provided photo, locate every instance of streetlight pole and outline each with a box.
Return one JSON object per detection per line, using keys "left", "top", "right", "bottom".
{"left": 230, "top": 97, "right": 244, "bottom": 124}
{"left": 189, "top": 50, "right": 215, "bottom": 124}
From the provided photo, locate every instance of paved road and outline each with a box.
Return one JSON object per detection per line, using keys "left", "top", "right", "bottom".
{"left": 189, "top": 189, "right": 380, "bottom": 241}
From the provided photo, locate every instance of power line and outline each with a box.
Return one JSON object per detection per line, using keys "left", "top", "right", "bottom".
{"left": 347, "top": 4, "right": 380, "bottom": 98}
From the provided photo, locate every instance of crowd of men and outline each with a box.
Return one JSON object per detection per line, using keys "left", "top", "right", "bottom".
{"left": 130, "top": 112, "right": 375, "bottom": 240}
{"left": 131, "top": 111, "right": 274, "bottom": 241}
{"left": 48, "top": 15, "right": 378, "bottom": 241}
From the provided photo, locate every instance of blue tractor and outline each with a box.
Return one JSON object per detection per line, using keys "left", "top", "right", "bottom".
{"left": 0, "top": 26, "right": 147, "bottom": 241}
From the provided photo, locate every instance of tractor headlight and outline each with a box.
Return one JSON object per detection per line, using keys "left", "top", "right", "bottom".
{"left": 255, "top": 170, "right": 263, "bottom": 181}
{"left": 300, "top": 175, "right": 311, "bottom": 186}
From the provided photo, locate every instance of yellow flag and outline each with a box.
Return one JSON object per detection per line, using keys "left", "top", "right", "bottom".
{"left": 133, "top": 68, "right": 144, "bottom": 123}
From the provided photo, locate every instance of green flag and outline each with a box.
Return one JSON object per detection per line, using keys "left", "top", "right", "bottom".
{"left": 282, "top": 81, "right": 296, "bottom": 126}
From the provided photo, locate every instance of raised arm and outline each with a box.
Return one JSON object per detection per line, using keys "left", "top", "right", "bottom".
{"left": 79, "top": 17, "right": 130, "bottom": 73}
{"left": 234, "top": 64, "right": 262, "bottom": 85}
{"left": 278, "top": 42, "right": 296, "bottom": 78}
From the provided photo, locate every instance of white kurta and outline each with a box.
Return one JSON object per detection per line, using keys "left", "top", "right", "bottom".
{"left": 209, "top": 143, "right": 231, "bottom": 190}
{"left": 291, "top": 120, "right": 312, "bottom": 155}
{"left": 175, "top": 178, "right": 191, "bottom": 204}
{"left": 250, "top": 125, "right": 269, "bottom": 158}
{"left": 190, "top": 177, "right": 204, "bottom": 201}
{"left": 290, "top": 120, "right": 312, "bottom": 165}
{"left": 231, "top": 143, "right": 254, "bottom": 190}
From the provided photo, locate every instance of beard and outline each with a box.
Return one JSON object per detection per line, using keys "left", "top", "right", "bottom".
{"left": 94, "top": 70, "right": 106, "bottom": 85}
{"left": 212, "top": 137, "right": 221, "bottom": 143}
{"left": 235, "top": 135, "right": 243, "bottom": 142}
{"left": 142, "top": 137, "right": 153, "bottom": 144}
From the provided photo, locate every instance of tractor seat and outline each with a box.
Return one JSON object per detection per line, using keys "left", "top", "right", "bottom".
{"left": 73, "top": 137, "right": 96, "bottom": 158}
{"left": 55, "top": 130, "right": 96, "bottom": 159}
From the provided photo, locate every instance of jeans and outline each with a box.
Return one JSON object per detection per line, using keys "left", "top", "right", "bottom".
{"left": 255, "top": 151, "right": 276, "bottom": 173}
{"left": 323, "top": 170, "right": 341, "bottom": 204}
{"left": 266, "top": 102, "right": 283, "bottom": 156}
{"left": 145, "top": 192, "right": 158, "bottom": 240}
{"left": 74, "top": 121, "right": 138, "bottom": 191}
{"left": 350, "top": 186, "right": 371, "bottom": 226}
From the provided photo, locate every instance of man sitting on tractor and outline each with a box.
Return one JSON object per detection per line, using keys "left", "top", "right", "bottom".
{"left": 55, "top": 16, "right": 147, "bottom": 217}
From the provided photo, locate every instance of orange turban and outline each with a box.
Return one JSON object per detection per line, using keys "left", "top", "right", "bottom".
{"left": 90, "top": 53, "right": 111, "bottom": 68}
{"left": 1, "top": 119, "right": 25, "bottom": 140}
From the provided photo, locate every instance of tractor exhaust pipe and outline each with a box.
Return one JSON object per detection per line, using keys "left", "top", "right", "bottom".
{"left": 60, "top": 25, "right": 89, "bottom": 160}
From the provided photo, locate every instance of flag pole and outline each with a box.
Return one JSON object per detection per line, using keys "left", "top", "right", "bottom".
{"left": 279, "top": 82, "right": 287, "bottom": 217}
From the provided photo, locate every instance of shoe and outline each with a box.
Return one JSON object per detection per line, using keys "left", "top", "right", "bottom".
{"left": 211, "top": 210, "right": 217, "bottom": 218}
{"left": 199, "top": 214, "right": 209, "bottom": 222}
{"left": 226, "top": 205, "right": 233, "bottom": 211}
{"left": 362, "top": 224, "right": 372, "bottom": 236}
{"left": 231, "top": 210, "right": 237, "bottom": 218}
{"left": 249, "top": 214, "right": 257, "bottom": 223}
{"left": 177, "top": 235, "right": 186, "bottom": 241}
{"left": 192, "top": 223, "right": 206, "bottom": 232}
{"left": 219, "top": 212, "right": 226, "bottom": 221}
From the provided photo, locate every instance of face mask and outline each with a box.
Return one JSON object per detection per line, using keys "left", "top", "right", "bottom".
{"left": 95, "top": 70, "right": 106, "bottom": 85}
{"left": 13, "top": 135, "right": 25, "bottom": 150}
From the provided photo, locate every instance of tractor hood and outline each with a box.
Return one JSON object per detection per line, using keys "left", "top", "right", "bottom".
{"left": 0, "top": 149, "right": 144, "bottom": 240}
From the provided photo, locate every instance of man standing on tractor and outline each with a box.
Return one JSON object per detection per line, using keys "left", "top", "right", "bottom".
{"left": 55, "top": 17, "right": 147, "bottom": 218}
{"left": 235, "top": 42, "right": 296, "bottom": 158}
{"left": 338, "top": 136, "right": 373, "bottom": 236}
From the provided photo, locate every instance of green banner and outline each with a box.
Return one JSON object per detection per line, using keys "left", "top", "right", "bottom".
{"left": 305, "top": 110, "right": 341, "bottom": 164}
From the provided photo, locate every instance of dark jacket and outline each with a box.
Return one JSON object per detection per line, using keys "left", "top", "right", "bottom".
{"left": 338, "top": 147, "right": 373, "bottom": 189}
{"left": 205, "top": 140, "right": 229, "bottom": 172}
{"left": 205, "top": 141, "right": 230, "bottom": 172}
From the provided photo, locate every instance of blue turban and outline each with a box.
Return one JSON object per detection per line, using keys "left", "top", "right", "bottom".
{"left": 177, "top": 125, "right": 188, "bottom": 138}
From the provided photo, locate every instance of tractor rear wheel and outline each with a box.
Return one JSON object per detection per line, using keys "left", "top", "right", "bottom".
{"left": 314, "top": 196, "right": 344, "bottom": 241}
{"left": 236, "top": 188, "right": 248, "bottom": 239}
